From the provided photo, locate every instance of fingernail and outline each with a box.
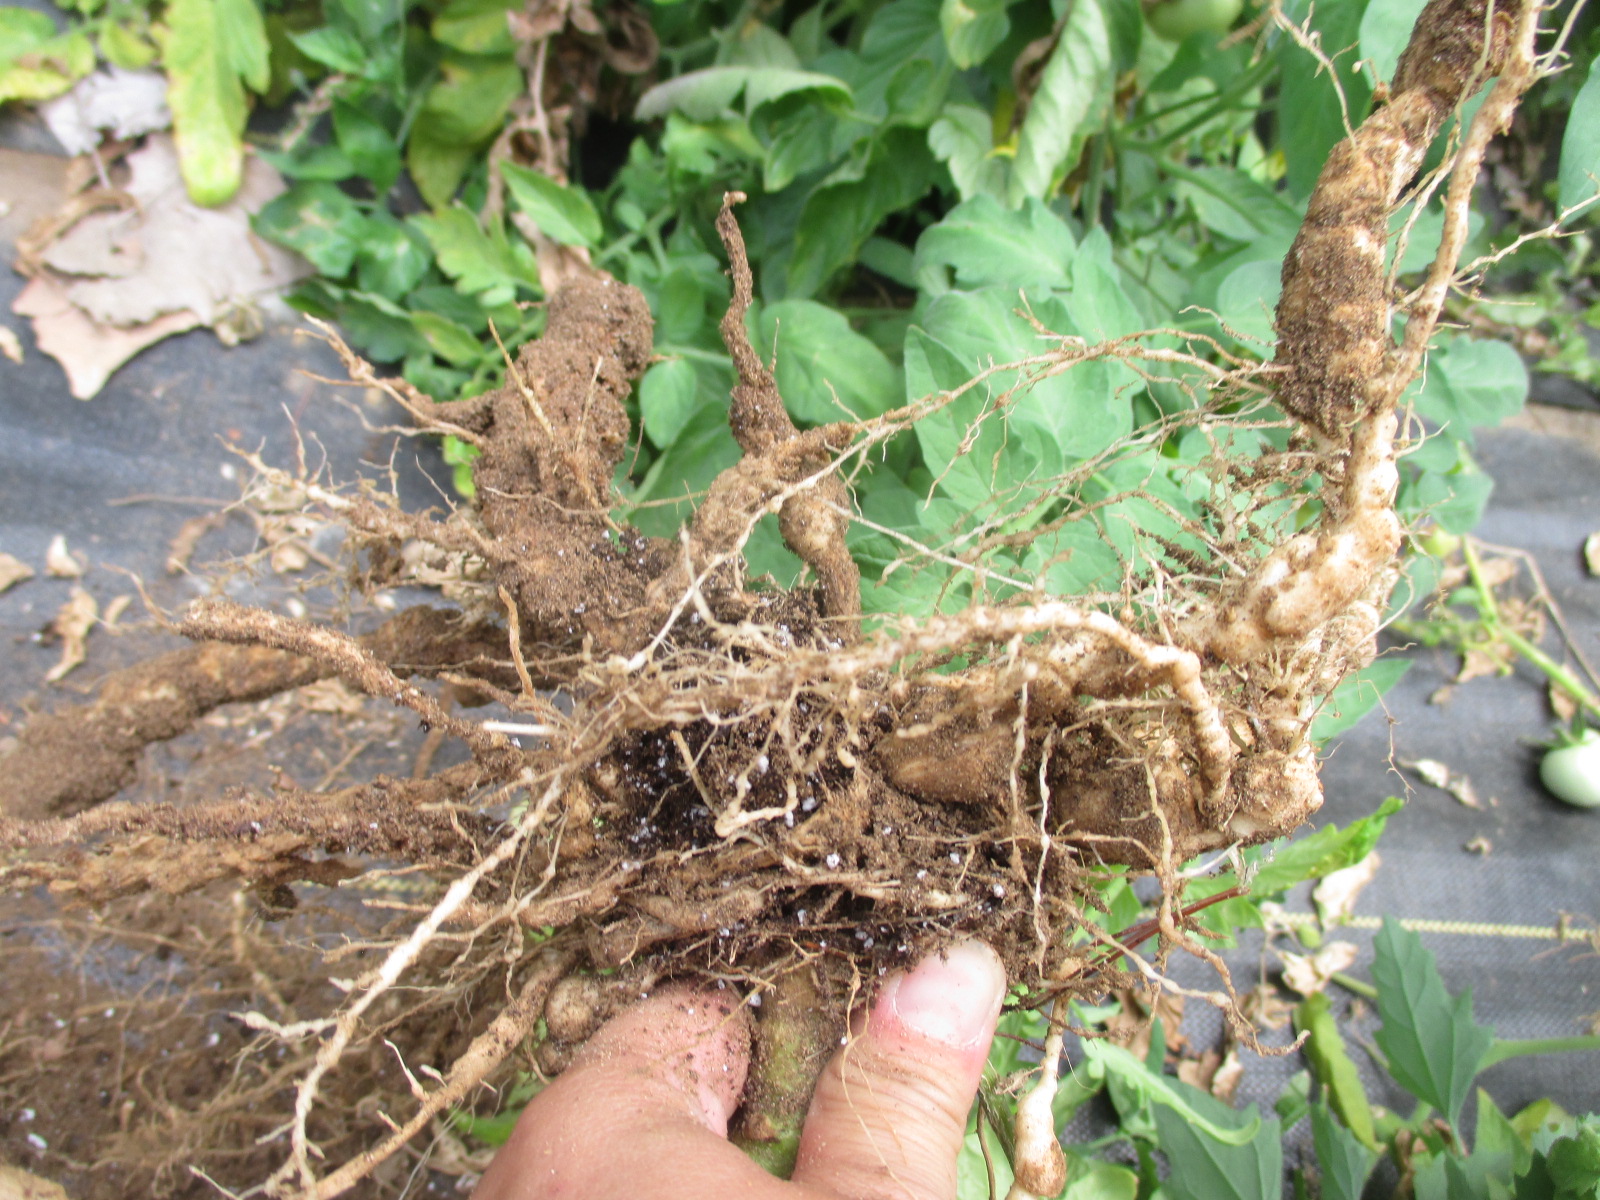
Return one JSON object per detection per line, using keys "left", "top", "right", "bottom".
{"left": 878, "top": 939, "right": 1006, "bottom": 1050}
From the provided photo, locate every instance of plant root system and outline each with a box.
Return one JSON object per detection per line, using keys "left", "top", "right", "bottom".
{"left": 0, "top": 1, "right": 1552, "bottom": 1193}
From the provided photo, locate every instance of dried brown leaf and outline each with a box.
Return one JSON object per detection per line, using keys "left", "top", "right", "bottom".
{"left": 1313, "top": 853, "right": 1380, "bottom": 924}
{"left": 45, "top": 586, "right": 98, "bottom": 682}
{"left": 1280, "top": 941, "right": 1359, "bottom": 996}
{"left": 1402, "top": 757, "right": 1483, "bottom": 808}
{"left": 0, "top": 552, "right": 34, "bottom": 593}
{"left": 0, "top": 324, "right": 21, "bottom": 363}
{"left": 44, "top": 534, "right": 84, "bottom": 578}
{"left": 1585, "top": 532, "right": 1600, "bottom": 577}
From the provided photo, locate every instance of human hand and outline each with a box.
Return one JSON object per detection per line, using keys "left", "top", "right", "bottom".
{"left": 473, "top": 938, "right": 1006, "bottom": 1200}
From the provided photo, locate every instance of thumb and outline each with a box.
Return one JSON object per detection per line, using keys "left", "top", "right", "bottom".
{"left": 791, "top": 939, "right": 1005, "bottom": 1200}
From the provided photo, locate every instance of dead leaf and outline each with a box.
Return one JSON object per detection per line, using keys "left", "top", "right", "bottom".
{"left": 1552, "top": 684, "right": 1579, "bottom": 724}
{"left": 45, "top": 587, "right": 98, "bottom": 682}
{"left": 1585, "top": 532, "right": 1600, "bottom": 577}
{"left": 1239, "top": 982, "right": 1296, "bottom": 1031}
{"left": 298, "top": 679, "right": 368, "bottom": 716}
{"left": 12, "top": 134, "right": 310, "bottom": 399}
{"left": 39, "top": 67, "right": 170, "bottom": 156}
{"left": 1464, "top": 836, "right": 1492, "bottom": 856}
{"left": 102, "top": 594, "right": 132, "bottom": 630}
{"left": 0, "top": 324, "right": 21, "bottom": 363}
{"left": 1314, "top": 852, "right": 1381, "bottom": 924}
{"left": 1402, "top": 757, "right": 1483, "bottom": 808}
{"left": 0, "top": 553, "right": 33, "bottom": 593}
{"left": 44, "top": 534, "right": 84, "bottom": 578}
{"left": 1280, "top": 941, "right": 1359, "bottom": 996}
{"left": 0, "top": 1161, "right": 70, "bottom": 1200}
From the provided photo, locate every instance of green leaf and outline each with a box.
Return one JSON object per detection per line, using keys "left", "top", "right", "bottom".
{"left": 1146, "top": 1079, "right": 1280, "bottom": 1200}
{"left": 1297, "top": 995, "right": 1379, "bottom": 1151}
{"left": 788, "top": 127, "right": 939, "bottom": 297}
{"left": 355, "top": 213, "right": 432, "bottom": 297}
{"left": 939, "top": 0, "right": 1012, "bottom": 69}
{"left": 333, "top": 100, "right": 402, "bottom": 195}
{"left": 636, "top": 66, "right": 852, "bottom": 122}
{"left": 1063, "top": 1157, "right": 1139, "bottom": 1200}
{"left": 639, "top": 357, "right": 700, "bottom": 448}
{"left": 1311, "top": 658, "right": 1413, "bottom": 743}
{"left": 1310, "top": 1101, "right": 1377, "bottom": 1200}
{"left": 257, "top": 141, "right": 357, "bottom": 182}
{"left": 1372, "top": 916, "right": 1495, "bottom": 1128}
{"left": 1560, "top": 56, "right": 1600, "bottom": 214}
{"left": 928, "top": 104, "right": 1010, "bottom": 203}
{"left": 914, "top": 195, "right": 1076, "bottom": 295}
{"left": 1358, "top": 0, "right": 1427, "bottom": 89}
{"left": 433, "top": 0, "right": 517, "bottom": 54}
{"left": 1278, "top": 0, "right": 1372, "bottom": 198}
{"left": 626, "top": 403, "right": 742, "bottom": 537}
{"left": 410, "top": 311, "right": 485, "bottom": 366}
{"left": 418, "top": 55, "right": 522, "bottom": 143}
{"left": 406, "top": 127, "right": 478, "bottom": 209}
{"left": 254, "top": 181, "right": 367, "bottom": 276}
{"left": 411, "top": 207, "right": 539, "bottom": 304}
{"left": 1410, "top": 334, "right": 1530, "bottom": 435}
{"left": 501, "top": 164, "right": 604, "bottom": 248}
{"left": 0, "top": 9, "right": 93, "bottom": 103}
{"left": 1007, "top": 0, "right": 1113, "bottom": 204}
{"left": 161, "top": 0, "right": 270, "bottom": 204}
{"left": 100, "top": 18, "right": 159, "bottom": 69}
{"left": 288, "top": 25, "right": 366, "bottom": 73}
{"left": 754, "top": 299, "right": 900, "bottom": 425}
{"left": 1246, "top": 796, "right": 1402, "bottom": 899}
{"left": 1082, "top": 1041, "right": 1264, "bottom": 1147}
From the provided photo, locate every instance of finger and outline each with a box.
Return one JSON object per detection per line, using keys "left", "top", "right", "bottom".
{"left": 473, "top": 985, "right": 781, "bottom": 1200}
{"left": 791, "top": 939, "right": 1006, "bottom": 1200}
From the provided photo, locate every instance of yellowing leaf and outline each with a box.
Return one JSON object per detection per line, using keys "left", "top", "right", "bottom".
{"left": 159, "top": 0, "right": 270, "bottom": 205}
{"left": 0, "top": 8, "right": 94, "bottom": 104}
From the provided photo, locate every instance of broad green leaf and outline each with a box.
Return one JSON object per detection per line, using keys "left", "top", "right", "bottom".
{"left": 754, "top": 299, "right": 900, "bottom": 425}
{"left": 1177, "top": 166, "right": 1302, "bottom": 244}
{"left": 411, "top": 208, "right": 538, "bottom": 304}
{"left": 100, "top": 18, "right": 159, "bottom": 69}
{"left": 354, "top": 213, "right": 432, "bottom": 297}
{"left": 939, "top": 0, "right": 1012, "bottom": 68}
{"left": 1560, "top": 57, "right": 1600, "bottom": 213}
{"left": 161, "top": 0, "right": 270, "bottom": 204}
{"left": 257, "top": 141, "right": 357, "bottom": 182}
{"left": 639, "top": 357, "right": 700, "bottom": 448}
{"left": 417, "top": 56, "right": 522, "bottom": 144}
{"left": 788, "top": 128, "right": 939, "bottom": 297}
{"left": 1373, "top": 917, "right": 1494, "bottom": 1129}
{"left": 1358, "top": 0, "right": 1427, "bottom": 89}
{"left": 254, "top": 181, "right": 367, "bottom": 276}
{"left": 433, "top": 0, "right": 517, "bottom": 54}
{"left": 914, "top": 195, "right": 1076, "bottom": 294}
{"left": 0, "top": 9, "right": 93, "bottom": 103}
{"left": 636, "top": 66, "right": 851, "bottom": 122}
{"left": 928, "top": 104, "right": 1010, "bottom": 203}
{"left": 406, "top": 127, "right": 478, "bottom": 209}
{"left": 1410, "top": 334, "right": 1529, "bottom": 435}
{"left": 1214, "top": 259, "right": 1282, "bottom": 347}
{"left": 333, "top": 100, "right": 401, "bottom": 195}
{"left": 1297, "top": 994, "right": 1378, "bottom": 1151}
{"left": 330, "top": 0, "right": 403, "bottom": 41}
{"left": 1082, "top": 1041, "right": 1264, "bottom": 1147}
{"left": 1310, "top": 1102, "right": 1376, "bottom": 1200}
{"left": 1147, "top": 1079, "right": 1280, "bottom": 1200}
{"left": 627, "top": 404, "right": 742, "bottom": 536}
{"left": 1246, "top": 796, "right": 1402, "bottom": 898}
{"left": 1311, "top": 658, "right": 1412, "bottom": 743}
{"left": 1278, "top": 0, "right": 1372, "bottom": 198}
{"left": 1063, "top": 1156, "right": 1138, "bottom": 1200}
{"left": 288, "top": 26, "right": 366, "bottom": 73}
{"left": 1473, "top": 1090, "right": 1532, "bottom": 1191}
{"left": 1007, "top": 0, "right": 1112, "bottom": 205}
{"left": 501, "top": 164, "right": 604, "bottom": 248}
{"left": 411, "top": 311, "right": 484, "bottom": 366}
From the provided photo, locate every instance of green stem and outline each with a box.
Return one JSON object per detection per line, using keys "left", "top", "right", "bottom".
{"left": 1462, "top": 539, "right": 1600, "bottom": 718}
{"left": 1479, "top": 1035, "right": 1600, "bottom": 1071}
{"left": 1330, "top": 972, "right": 1379, "bottom": 1001}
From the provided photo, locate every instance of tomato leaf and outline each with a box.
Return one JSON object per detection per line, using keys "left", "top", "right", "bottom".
{"left": 501, "top": 164, "right": 604, "bottom": 248}
{"left": 161, "top": 0, "right": 271, "bottom": 205}
{"left": 1006, "top": 0, "right": 1112, "bottom": 204}
{"left": 0, "top": 8, "right": 94, "bottom": 103}
{"left": 1373, "top": 916, "right": 1495, "bottom": 1129}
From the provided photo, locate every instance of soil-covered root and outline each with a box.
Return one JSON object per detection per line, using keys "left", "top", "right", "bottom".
{"left": 0, "top": 1, "right": 1556, "bottom": 1193}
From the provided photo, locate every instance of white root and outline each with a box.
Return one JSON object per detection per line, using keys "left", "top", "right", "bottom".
{"left": 1006, "top": 1003, "right": 1067, "bottom": 1200}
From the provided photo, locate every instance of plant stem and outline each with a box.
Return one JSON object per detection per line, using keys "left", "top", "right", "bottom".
{"left": 1330, "top": 971, "right": 1378, "bottom": 1001}
{"left": 1479, "top": 1035, "right": 1600, "bottom": 1070}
